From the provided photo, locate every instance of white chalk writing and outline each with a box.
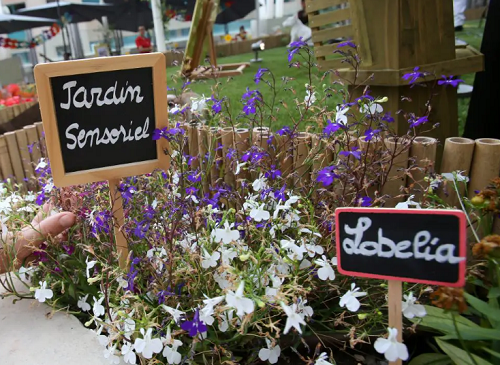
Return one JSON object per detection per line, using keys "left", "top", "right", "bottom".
{"left": 65, "top": 118, "right": 150, "bottom": 150}
{"left": 342, "top": 217, "right": 464, "bottom": 264}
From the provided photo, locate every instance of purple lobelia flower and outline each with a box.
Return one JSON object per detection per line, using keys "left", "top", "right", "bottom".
{"left": 339, "top": 146, "right": 362, "bottom": 160}
{"left": 438, "top": 75, "right": 464, "bottom": 88}
{"left": 359, "top": 196, "right": 373, "bottom": 207}
{"left": 317, "top": 166, "right": 339, "bottom": 187}
{"left": 324, "top": 120, "right": 342, "bottom": 137}
{"left": 409, "top": 115, "right": 429, "bottom": 128}
{"left": 181, "top": 309, "right": 207, "bottom": 337}
{"left": 276, "top": 126, "right": 292, "bottom": 137}
{"left": 337, "top": 40, "right": 356, "bottom": 48}
{"left": 274, "top": 184, "right": 287, "bottom": 202}
{"left": 186, "top": 170, "right": 201, "bottom": 183}
{"left": 211, "top": 96, "right": 223, "bottom": 114}
{"left": 254, "top": 67, "right": 268, "bottom": 84}
{"left": 364, "top": 128, "right": 381, "bottom": 142}
{"left": 265, "top": 165, "right": 281, "bottom": 180}
{"left": 402, "top": 67, "right": 425, "bottom": 84}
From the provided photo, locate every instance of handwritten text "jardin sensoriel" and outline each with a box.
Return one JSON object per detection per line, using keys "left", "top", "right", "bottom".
{"left": 59, "top": 80, "right": 150, "bottom": 150}
{"left": 342, "top": 217, "right": 465, "bottom": 264}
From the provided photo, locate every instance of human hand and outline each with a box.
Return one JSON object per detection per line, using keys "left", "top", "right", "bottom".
{"left": 0, "top": 203, "right": 76, "bottom": 274}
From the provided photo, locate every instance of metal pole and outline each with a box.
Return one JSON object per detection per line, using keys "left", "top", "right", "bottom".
{"left": 255, "top": 0, "right": 260, "bottom": 37}
{"left": 151, "top": 0, "right": 166, "bottom": 52}
{"left": 56, "top": 0, "right": 68, "bottom": 54}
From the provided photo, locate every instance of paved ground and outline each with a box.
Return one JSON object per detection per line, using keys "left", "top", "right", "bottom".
{"left": 0, "top": 274, "right": 124, "bottom": 365}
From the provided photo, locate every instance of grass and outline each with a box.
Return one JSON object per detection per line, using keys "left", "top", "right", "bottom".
{"left": 166, "top": 20, "right": 485, "bottom": 135}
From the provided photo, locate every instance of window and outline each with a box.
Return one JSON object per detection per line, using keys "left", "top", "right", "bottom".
{"left": 82, "top": 0, "right": 100, "bottom": 3}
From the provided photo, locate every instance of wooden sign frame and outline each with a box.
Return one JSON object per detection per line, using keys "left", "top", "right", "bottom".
{"left": 34, "top": 53, "right": 169, "bottom": 188}
{"left": 335, "top": 207, "right": 467, "bottom": 287}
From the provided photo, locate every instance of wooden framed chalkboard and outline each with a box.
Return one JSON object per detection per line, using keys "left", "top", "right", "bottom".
{"left": 34, "top": 53, "right": 169, "bottom": 187}
{"left": 335, "top": 208, "right": 467, "bottom": 287}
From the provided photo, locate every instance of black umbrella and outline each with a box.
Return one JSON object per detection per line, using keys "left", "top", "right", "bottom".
{"left": 104, "top": 0, "right": 153, "bottom": 32}
{"left": 16, "top": 2, "right": 115, "bottom": 24}
{"left": 0, "top": 14, "right": 57, "bottom": 34}
{"left": 215, "top": 1, "right": 257, "bottom": 24}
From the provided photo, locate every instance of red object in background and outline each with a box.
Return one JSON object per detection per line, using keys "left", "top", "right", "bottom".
{"left": 184, "top": 14, "right": 192, "bottom": 21}
{"left": 224, "top": 1, "right": 234, "bottom": 8}
{"left": 7, "top": 84, "right": 21, "bottom": 97}
{"left": 135, "top": 36, "right": 151, "bottom": 53}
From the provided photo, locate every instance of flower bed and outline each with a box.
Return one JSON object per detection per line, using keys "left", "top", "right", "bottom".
{"left": 1, "top": 41, "right": 499, "bottom": 365}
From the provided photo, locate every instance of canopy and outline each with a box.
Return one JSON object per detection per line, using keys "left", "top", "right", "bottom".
{"left": 16, "top": 2, "right": 115, "bottom": 24}
{"left": 0, "top": 14, "right": 57, "bottom": 34}
{"left": 104, "top": 0, "right": 153, "bottom": 32}
{"left": 215, "top": 1, "right": 257, "bottom": 24}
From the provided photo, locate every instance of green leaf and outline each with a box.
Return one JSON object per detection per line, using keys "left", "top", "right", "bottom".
{"left": 409, "top": 353, "right": 453, "bottom": 365}
{"left": 436, "top": 338, "right": 493, "bottom": 365}
{"left": 412, "top": 305, "right": 479, "bottom": 334}
{"left": 440, "top": 326, "right": 500, "bottom": 341}
{"left": 464, "top": 293, "right": 500, "bottom": 327}
{"left": 488, "top": 288, "right": 500, "bottom": 299}
{"left": 483, "top": 348, "right": 500, "bottom": 360}
{"left": 414, "top": 306, "right": 500, "bottom": 341}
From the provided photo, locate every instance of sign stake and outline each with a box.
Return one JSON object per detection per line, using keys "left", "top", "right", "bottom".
{"left": 108, "top": 178, "right": 128, "bottom": 269}
{"left": 388, "top": 280, "right": 403, "bottom": 365}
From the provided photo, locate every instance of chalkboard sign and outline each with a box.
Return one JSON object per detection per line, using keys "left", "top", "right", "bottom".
{"left": 34, "top": 53, "right": 169, "bottom": 187}
{"left": 335, "top": 208, "right": 467, "bottom": 287}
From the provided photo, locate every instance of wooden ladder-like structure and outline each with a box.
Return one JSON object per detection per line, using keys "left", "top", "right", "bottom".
{"left": 182, "top": 0, "right": 249, "bottom": 80}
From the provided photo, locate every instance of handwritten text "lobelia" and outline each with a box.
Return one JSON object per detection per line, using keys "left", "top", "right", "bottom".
{"left": 342, "top": 217, "right": 464, "bottom": 264}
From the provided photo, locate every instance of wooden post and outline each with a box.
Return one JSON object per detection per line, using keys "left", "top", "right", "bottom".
{"left": 4, "top": 132, "right": 26, "bottom": 188}
{"left": 108, "top": 179, "right": 128, "bottom": 269}
{"left": 388, "top": 280, "right": 403, "bottom": 365}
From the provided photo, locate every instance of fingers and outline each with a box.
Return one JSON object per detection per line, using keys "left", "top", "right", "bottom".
{"left": 15, "top": 212, "right": 76, "bottom": 261}
{"left": 31, "top": 202, "right": 56, "bottom": 225}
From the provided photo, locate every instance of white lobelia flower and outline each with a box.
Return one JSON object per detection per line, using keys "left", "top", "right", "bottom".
{"left": 35, "top": 158, "right": 47, "bottom": 170}
{"left": 235, "top": 161, "right": 246, "bottom": 175}
{"left": 219, "top": 309, "right": 234, "bottom": 332}
{"left": 395, "top": 194, "right": 421, "bottom": 209}
{"left": 225, "top": 281, "right": 255, "bottom": 317}
{"left": 305, "top": 242, "right": 324, "bottom": 257}
{"left": 442, "top": 171, "right": 469, "bottom": 183}
{"left": 200, "top": 295, "right": 224, "bottom": 325}
{"left": 221, "top": 246, "right": 238, "bottom": 266}
{"left": 339, "top": 283, "right": 367, "bottom": 312}
{"left": 34, "top": 281, "right": 53, "bottom": 303}
{"left": 374, "top": 327, "right": 409, "bottom": 362}
{"left": 162, "top": 304, "right": 185, "bottom": 324}
{"left": 314, "top": 255, "right": 336, "bottom": 281}
{"left": 280, "top": 238, "right": 307, "bottom": 261}
{"left": 25, "top": 191, "right": 37, "bottom": 202}
{"left": 212, "top": 221, "right": 240, "bottom": 244}
{"left": 134, "top": 328, "right": 163, "bottom": 359}
{"left": 305, "top": 89, "right": 317, "bottom": 107}
{"left": 162, "top": 327, "right": 183, "bottom": 364}
{"left": 18, "top": 266, "right": 35, "bottom": 282}
{"left": 117, "top": 276, "right": 128, "bottom": 289}
{"left": 360, "top": 102, "right": 383, "bottom": 115}
{"left": 297, "top": 298, "right": 314, "bottom": 318}
{"left": 77, "top": 294, "right": 91, "bottom": 312}
{"left": 93, "top": 296, "right": 105, "bottom": 317}
{"left": 123, "top": 317, "right": 136, "bottom": 337}
{"left": 281, "top": 302, "right": 306, "bottom": 334}
{"left": 273, "top": 195, "right": 300, "bottom": 219}
{"left": 85, "top": 256, "right": 97, "bottom": 279}
{"left": 335, "top": 105, "right": 349, "bottom": 125}
{"left": 250, "top": 203, "right": 270, "bottom": 222}
{"left": 191, "top": 95, "right": 207, "bottom": 113}
{"left": 258, "top": 338, "right": 281, "bottom": 364}
{"left": 121, "top": 341, "right": 137, "bottom": 364}
{"left": 402, "top": 292, "right": 426, "bottom": 319}
{"left": 315, "top": 352, "right": 334, "bottom": 365}
{"left": 103, "top": 345, "right": 121, "bottom": 364}
{"left": 214, "top": 271, "right": 232, "bottom": 290}
{"left": 252, "top": 174, "right": 267, "bottom": 192}
{"left": 201, "top": 248, "right": 220, "bottom": 269}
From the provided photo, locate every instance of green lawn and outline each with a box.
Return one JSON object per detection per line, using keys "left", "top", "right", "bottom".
{"left": 166, "top": 20, "right": 484, "bottom": 134}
